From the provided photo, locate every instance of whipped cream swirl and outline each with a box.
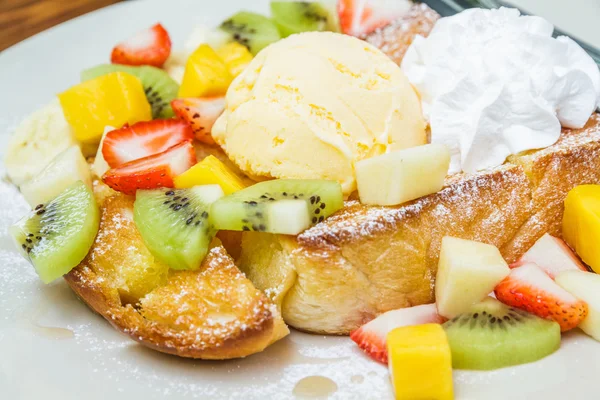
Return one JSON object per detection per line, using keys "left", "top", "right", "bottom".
{"left": 401, "top": 7, "right": 600, "bottom": 174}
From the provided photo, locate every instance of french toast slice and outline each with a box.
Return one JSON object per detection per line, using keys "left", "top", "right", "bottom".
{"left": 362, "top": 3, "right": 440, "bottom": 65}
{"left": 65, "top": 190, "right": 288, "bottom": 359}
{"left": 238, "top": 114, "right": 600, "bottom": 335}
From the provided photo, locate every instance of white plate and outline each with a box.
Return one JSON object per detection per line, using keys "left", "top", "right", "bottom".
{"left": 1, "top": 1, "right": 600, "bottom": 399}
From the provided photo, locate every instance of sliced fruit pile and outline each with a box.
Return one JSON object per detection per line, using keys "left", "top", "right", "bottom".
{"left": 350, "top": 189, "right": 600, "bottom": 399}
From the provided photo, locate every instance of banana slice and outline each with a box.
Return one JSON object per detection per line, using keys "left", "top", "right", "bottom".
{"left": 5, "top": 99, "right": 78, "bottom": 186}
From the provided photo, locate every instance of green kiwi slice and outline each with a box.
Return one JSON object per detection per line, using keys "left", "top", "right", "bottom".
{"left": 133, "top": 185, "right": 224, "bottom": 270}
{"left": 443, "top": 297, "right": 561, "bottom": 370}
{"left": 10, "top": 181, "right": 100, "bottom": 283}
{"left": 270, "top": 1, "right": 338, "bottom": 37}
{"left": 211, "top": 179, "right": 343, "bottom": 235}
{"left": 81, "top": 64, "right": 179, "bottom": 119}
{"left": 219, "top": 11, "right": 282, "bottom": 55}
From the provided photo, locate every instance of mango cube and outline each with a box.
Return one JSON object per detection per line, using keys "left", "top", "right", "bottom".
{"left": 216, "top": 42, "right": 253, "bottom": 77}
{"left": 387, "top": 324, "right": 453, "bottom": 400}
{"left": 174, "top": 155, "right": 246, "bottom": 194}
{"left": 58, "top": 72, "right": 151, "bottom": 145}
{"left": 563, "top": 185, "right": 600, "bottom": 273}
{"left": 179, "top": 45, "right": 233, "bottom": 97}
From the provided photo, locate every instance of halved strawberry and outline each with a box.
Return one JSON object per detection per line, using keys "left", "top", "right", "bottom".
{"left": 494, "top": 262, "right": 588, "bottom": 331}
{"left": 349, "top": 303, "right": 444, "bottom": 364}
{"left": 102, "top": 140, "right": 196, "bottom": 195}
{"left": 337, "top": 0, "right": 412, "bottom": 37}
{"left": 102, "top": 119, "right": 193, "bottom": 168}
{"left": 111, "top": 23, "right": 172, "bottom": 67}
{"left": 511, "top": 233, "right": 588, "bottom": 278}
{"left": 171, "top": 97, "right": 226, "bottom": 144}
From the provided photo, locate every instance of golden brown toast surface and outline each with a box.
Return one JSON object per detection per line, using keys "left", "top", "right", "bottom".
{"left": 238, "top": 115, "right": 600, "bottom": 334}
{"left": 363, "top": 3, "right": 440, "bottom": 65}
{"left": 65, "top": 192, "right": 288, "bottom": 359}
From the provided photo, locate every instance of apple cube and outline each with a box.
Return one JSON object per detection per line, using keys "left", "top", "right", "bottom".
{"left": 91, "top": 126, "right": 116, "bottom": 178}
{"left": 355, "top": 143, "right": 450, "bottom": 206}
{"left": 435, "top": 236, "right": 510, "bottom": 318}
{"left": 513, "top": 233, "right": 587, "bottom": 278}
{"left": 556, "top": 270, "right": 600, "bottom": 341}
{"left": 20, "top": 146, "right": 92, "bottom": 206}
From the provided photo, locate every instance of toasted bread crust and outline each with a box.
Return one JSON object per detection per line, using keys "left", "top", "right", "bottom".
{"left": 66, "top": 193, "right": 288, "bottom": 359}
{"left": 238, "top": 115, "right": 600, "bottom": 334}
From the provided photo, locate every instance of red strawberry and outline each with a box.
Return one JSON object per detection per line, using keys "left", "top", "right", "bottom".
{"left": 102, "top": 119, "right": 193, "bottom": 168}
{"left": 111, "top": 23, "right": 171, "bottom": 67}
{"left": 494, "top": 262, "right": 588, "bottom": 331}
{"left": 171, "top": 97, "right": 226, "bottom": 144}
{"left": 337, "top": 0, "right": 412, "bottom": 37}
{"left": 349, "top": 303, "right": 444, "bottom": 364}
{"left": 102, "top": 140, "right": 196, "bottom": 195}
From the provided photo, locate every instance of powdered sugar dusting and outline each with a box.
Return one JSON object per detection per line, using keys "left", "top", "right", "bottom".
{"left": 363, "top": 3, "right": 440, "bottom": 65}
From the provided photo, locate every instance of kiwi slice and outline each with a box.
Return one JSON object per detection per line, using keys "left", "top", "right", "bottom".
{"left": 443, "top": 298, "right": 561, "bottom": 370}
{"left": 81, "top": 64, "right": 178, "bottom": 119}
{"left": 219, "top": 11, "right": 282, "bottom": 55}
{"left": 10, "top": 181, "right": 100, "bottom": 283}
{"left": 133, "top": 185, "right": 224, "bottom": 270}
{"left": 211, "top": 179, "right": 343, "bottom": 235}
{"left": 270, "top": 1, "right": 338, "bottom": 37}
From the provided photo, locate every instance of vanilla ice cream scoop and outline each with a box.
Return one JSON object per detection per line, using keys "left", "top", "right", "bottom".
{"left": 212, "top": 32, "right": 426, "bottom": 194}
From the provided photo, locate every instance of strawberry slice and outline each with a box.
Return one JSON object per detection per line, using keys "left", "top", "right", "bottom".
{"left": 349, "top": 303, "right": 444, "bottom": 364}
{"left": 102, "top": 119, "right": 193, "bottom": 168}
{"left": 102, "top": 140, "right": 196, "bottom": 195}
{"left": 494, "top": 262, "right": 588, "bottom": 331}
{"left": 337, "top": 0, "right": 412, "bottom": 37}
{"left": 111, "top": 23, "right": 171, "bottom": 67}
{"left": 171, "top": 97, "right": 226, "bottom": 144}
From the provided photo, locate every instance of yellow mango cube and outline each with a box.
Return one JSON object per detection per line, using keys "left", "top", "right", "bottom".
{"left": 563, "top": 185, "right": 600, "bottom": 272}
{"left": 174, "top": 155, "right": 246, "bottom": 194}
{"left": 387, "top": 324, "right": 453, "bottom": 400}
{"left": 179, "top": 45, "right": 233, "bottom": 98}
{"left": 58, "top": 72, "right": 151, "bottom": 145}
{"left": 216, "top": 42, "right": 253, "bottom": 77}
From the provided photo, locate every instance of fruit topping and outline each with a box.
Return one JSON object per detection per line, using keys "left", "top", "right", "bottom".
{"left": 82, "top": 64, "right": 179, "bottom": 119}
{"left": 91, "top": 126, "right": 115, "bottom": 178}
{"left": 270, "top": 1, "right": 338, "bottom": 38}
{"left": 102, "top": 140, "right": 196, "bottom": 195}
{"left": 111, "top": 23, "right": 171, "bottom": 67}
{"left": 563, "top": 185, "right": 600, "bottom": 273}
{"left": 443, "top": 297, "right": 561, "bottom": 370}
{"left": 350, "top": 303, "right": 443, "bottom": 364}
{"left": 435, "top": 236, "right": 510, "bottom": 319}
{"left": 211, "top": 179, "right": 343, "bottom": 235}
{"left": 216, "top": 42, "right": 254, "bottom": 77}
{"left": 5, "top": 99, "right": 77, "bottom": 186}
{"left": 355, "top": 143, "right": 450, "bottom": 206}
{"left": 387, "top": 324, "right": 453, "bottom": 400}
{"left": 494, "top": 262, "right": 588, "bottom": 331}
{"left": 218, "top": 11, "right": 282, "bottom": 55}
{"left": 511, "top": 233, "right": 587, "bottom": 278}
{"left": 174, "top": 155, "right": 246, "bottom": 195}
{"left": 171, "top": 97, "right": 225, "bottom": 144}
{"left": 10, "top": 181, "right": 100, "bottom": 283}
{"left": 556, "top": 270, "right": 600, "bottom": 341}
{"left": 179, "top": 44, "right": 233, "bottom": 98}
{"left": 102, "top": 119, "right": 193, "bottom": 168}
{"left": 134, "top": 185, "right": 224, "bottom": 270}
{"left": 20, "top": 146, "right": 92, "bottom": 207}
{"left": 58, "top": 72, "right": 152, "bottom": 147}
{"left": 337, "top": 0, "right": 412, "bottom": 37}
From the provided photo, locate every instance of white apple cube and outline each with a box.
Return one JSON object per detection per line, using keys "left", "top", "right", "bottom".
{"left": 91, "top": 125, "right": 115, "bottom": 178}
{"left": 20, "top": 145, "right": 92, "bottom": 207}
{"left": 514, "top": 233, "right": 587, "bottom": 278}
{"left": 436, "top": 236, "right": 510, "bottom": 318}
{"left": 355, "top": 143, "right": 450, "bottom": 206}
{"left": 556, "top": 270, "right": 600, "bottom": 341}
